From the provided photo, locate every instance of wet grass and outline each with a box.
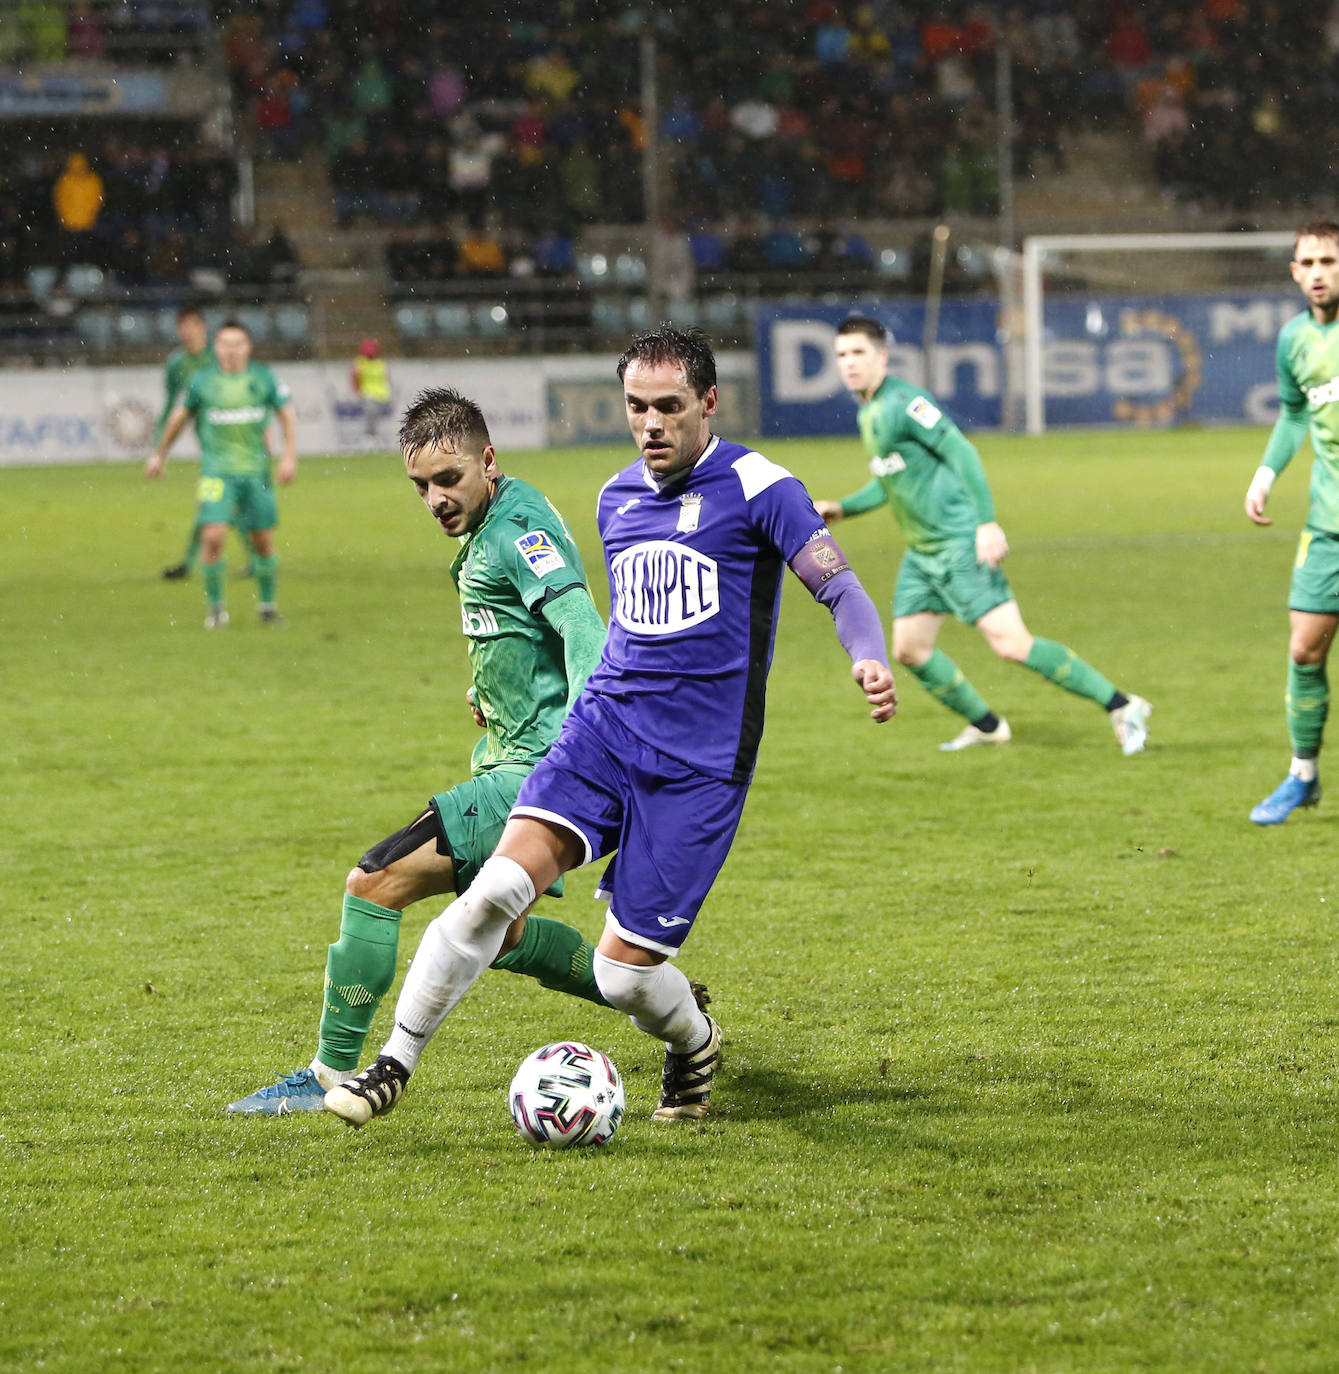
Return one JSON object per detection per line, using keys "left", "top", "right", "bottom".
{"left": 4, "top": 428, "right": 1338, "bottom": 1372}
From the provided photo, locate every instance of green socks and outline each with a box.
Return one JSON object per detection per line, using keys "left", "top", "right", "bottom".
{"left": 202, "top": 559, "right": 226, "bottom": 608}
{"left": 252, "top": 552, "right": 279, "bottom": 606}
{"left": 184, "top": 523, "right": 202, "bottom": 573}
{"left": 911, "top": 640, "right": 1121, "bottom": 725}
{"left": 1024, "top": 638, "right": 1118, "bottom": 707}
{"left": 316, "top": 900, "right": 608, "bottom": 1071}
{"left": 1287, "top": 660, "right": 1328, "bottom": 759}
{"left": 492, "top": 916, "right": 610, "bottom": 1007}
{"left": 908, "top": 647, "right": 992, "bottom": 723}
{"left": 317, "top": 894, "right": 402, "bottom": 1072}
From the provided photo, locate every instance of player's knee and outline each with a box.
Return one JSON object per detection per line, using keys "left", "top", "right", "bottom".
{"left": 592, "top": 952, "right": 663, "bottom": 1014}
{"left": 449, "top": 855, "right": 536, "bottom": 942}
{"left": 992, "top": 635, "right": 1030, "bottom": 663}
{"left": 893, "top": 641, "right": 930, "bottom": 668}
{"left": 346, "top": 865, "right": 380, "bottom": 899}
{"left": 1290, "top": 638, "right": 1330, "bottom": 666}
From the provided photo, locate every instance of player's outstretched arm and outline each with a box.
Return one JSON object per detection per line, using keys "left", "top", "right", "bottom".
{"left": 852, "top": 659, "right": 897, "bottom": 722}
{"left": 276, "top": 404, "right": 299, "bottom": 484}
{"left": 789, "top": 531, "right": 896, "bottom": 723}
{"left": 817, "top": 479, "right": 886, "bottom": 527}
{"left": 146, "top": 404, "right": 190, "bottom": 477}
{"left": 1244, "top": 467, "right": 1274, "bottom": 525}
{"left": 539, "top": 587, "right": 607, "bottom": 707}
{"left": 1247, "top": 405, "right": 1308, "bottom": 525}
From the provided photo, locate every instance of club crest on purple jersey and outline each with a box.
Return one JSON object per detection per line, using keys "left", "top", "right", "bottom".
{"left": 676, "top": 492, "right": 702, "bottom": 532}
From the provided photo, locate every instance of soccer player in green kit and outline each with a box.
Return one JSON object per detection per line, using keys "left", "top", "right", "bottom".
{"left": 1245, "top": 221, "right": 1339, "bottom": 824}
{"left": 155, "top": 308, "right": 213, "bottom": 580}
{"left": 228, "top": 387, "right": 616, "bottom": 1114}
{"left": 147, "top": 320, "right": 296, "bottom": 627}
{"left": 816, "top": 315, "right": 1151, "bottom": 753}
{"left": 155, "top": 307, "right": 257, "bottom": 581}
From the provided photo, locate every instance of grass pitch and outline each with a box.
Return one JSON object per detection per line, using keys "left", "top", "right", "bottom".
{"left": 4, "top": 427, "right": 1338, "bottom": 1373}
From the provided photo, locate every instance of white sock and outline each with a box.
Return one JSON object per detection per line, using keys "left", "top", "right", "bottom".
{"left": 382, "top": 855, "right": 536, "bottom": 1073}
{"left": 308, "top": 1056, "right": 345, "bottom": 1090}
{"left": 593, "top": 952, "right": 708, "bottom": 1054}
{"left": 1291, "top": 757, "right": 1319, "bottom": 782}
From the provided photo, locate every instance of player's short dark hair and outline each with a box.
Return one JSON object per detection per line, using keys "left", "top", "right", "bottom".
{"left": 216, "top": 318, "right": 248, "bottom": 336}
{"left": 176, "top": 306, "right": 204, "bottom": 323}
{"left": 1294, "top": 220, "right": 1339, "bottom": 255}
{"left": 836, "top": 315, "right": 887, "bottom": 344}
{"left": 399, "top": 387, "right": 492, "bottom": 460}
{"left": 617, "top": 325, "right": 717, "bottom": 398}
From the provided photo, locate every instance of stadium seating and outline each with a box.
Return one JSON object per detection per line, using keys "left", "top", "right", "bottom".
{"left": 274, "top": 305, "right": 311, "bottom": 343}
{"left": 432, "top": 303, "right": 473, "bottom": 337}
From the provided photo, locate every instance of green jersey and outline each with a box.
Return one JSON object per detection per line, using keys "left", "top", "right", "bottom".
{"left": 451, "top": 474, "right": 593, "bottom": 772}
{"left": 182, "top": 362, "right": 290, "bottom": 478}
{"left": 156, "top": 344, "right": 215, "bottom": 440}
{"left": 1274, "top": 310, "right": 1339, "bottom": 533}
{"left": 846, "top": 376, "right": 995, "bottom": 554}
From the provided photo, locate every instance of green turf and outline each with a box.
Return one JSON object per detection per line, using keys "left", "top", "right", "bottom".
{"left": 4, "top": 428, "right": 1338, "bottom": 1373}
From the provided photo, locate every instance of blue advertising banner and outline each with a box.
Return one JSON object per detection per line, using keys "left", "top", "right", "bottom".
{"left": 0, "top": 75, "right": 169, "bottom": 116}
{"left": 755, "top": 294, "right": 1300, "bottom": 436}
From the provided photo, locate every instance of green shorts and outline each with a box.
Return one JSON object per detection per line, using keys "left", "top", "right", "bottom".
{"left": 893, "top": 542, "right": 1014, "bottom": 626}
{"left": 196, "top": 473, "right": 277, "bottom": 533}
{"left": 1288, "top": 528, "right": 1339, "bottom": 615}
{"left": 431, "top": 764, "right": 563, "bottom": 896}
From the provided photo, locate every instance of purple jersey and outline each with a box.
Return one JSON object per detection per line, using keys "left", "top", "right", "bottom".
{"left": 578, "top": 435, "right": 827, "bottom": 784}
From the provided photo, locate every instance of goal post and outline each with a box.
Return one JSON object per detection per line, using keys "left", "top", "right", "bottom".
{"left": 1021, "top": 231, "right": 1296, "bottom": 435}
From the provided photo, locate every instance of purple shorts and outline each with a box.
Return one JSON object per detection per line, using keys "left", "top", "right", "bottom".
{"left": 511, "top": 695, "right": 749, "bottom": 956}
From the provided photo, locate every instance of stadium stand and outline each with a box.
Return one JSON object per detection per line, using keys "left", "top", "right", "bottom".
{"left": 0, "top": 1, "right": 1324, "bottom": 362}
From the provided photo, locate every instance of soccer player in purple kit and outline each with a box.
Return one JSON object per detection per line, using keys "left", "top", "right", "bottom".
{"left": 325, "top": 326, "right": 897, "bottom": 1130}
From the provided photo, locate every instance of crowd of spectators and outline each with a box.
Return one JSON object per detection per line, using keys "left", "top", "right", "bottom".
{"left": 215, "top": 0, "right": 1336, "bottom": 257}
{"left": 0, "top": 131, "right": 298, "bottom": 302}
{"left": 0, "top": 1, "right": 209, "bottom": 65}
{"left": 1129, "top": 4, "right": 1337, "bottom": 212}
{"left": 219, "top": 0, "right": 1046, "bottom": 256}
{"left": 2, "top": 2, "right": 1329, "bottom": 316}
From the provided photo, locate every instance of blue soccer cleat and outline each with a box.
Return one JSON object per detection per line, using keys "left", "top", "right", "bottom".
{"left": 1249, "top": 774, "right": 1321, "bottom": 826}
{"left": 227, "top": 1067, "right": 329, "bottom": 1115}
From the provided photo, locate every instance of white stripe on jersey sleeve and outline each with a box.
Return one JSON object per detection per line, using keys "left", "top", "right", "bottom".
{"left": 732, "top": 450, "right": 793, "bottom": 501}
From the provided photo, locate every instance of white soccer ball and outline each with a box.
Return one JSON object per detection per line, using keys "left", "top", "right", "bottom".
{"left": 508, "top": 1041, "right": 625, "bottom": 1148}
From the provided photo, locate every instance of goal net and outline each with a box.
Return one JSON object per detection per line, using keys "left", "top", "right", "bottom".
{"left": 1018, "top": 232, "right": 1297, "bottom": 434}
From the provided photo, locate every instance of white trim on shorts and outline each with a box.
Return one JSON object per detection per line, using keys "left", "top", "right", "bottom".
{"left": 602, "top": 910, "right": 682, "bottom": 959}
{"left": 509, "top": 805, "right": 595, "bottom": 867}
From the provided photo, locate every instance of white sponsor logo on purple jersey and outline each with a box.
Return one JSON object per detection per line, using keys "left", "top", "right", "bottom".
{"left": 610, "top": 539, "right": 719, "bottom": 636}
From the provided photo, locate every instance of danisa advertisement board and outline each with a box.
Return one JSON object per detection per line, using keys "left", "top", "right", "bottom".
{"left": 755, "top": 294, "right": 1300, "bottom": 436}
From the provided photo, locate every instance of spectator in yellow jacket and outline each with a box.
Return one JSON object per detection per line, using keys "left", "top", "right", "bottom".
{"left": 53, "top": 152, "right": 104, "bottom": 252}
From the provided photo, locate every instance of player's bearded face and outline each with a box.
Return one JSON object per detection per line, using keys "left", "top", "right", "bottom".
{"left": 1291, "top": 235, "right": 1339, "bottom": 316}
{"left": 623, "top": 360, "right": 718, "bottom": 482}
{"left": 834, "top": 335, "right": 887, "bottom": 398}
{"left": 406, "top": 440, "right": 499, "bottom": 537}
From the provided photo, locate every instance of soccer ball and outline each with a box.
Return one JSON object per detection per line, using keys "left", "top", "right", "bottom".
{"left": 508, "top": 1041, "right": 625, "bottom": 1148}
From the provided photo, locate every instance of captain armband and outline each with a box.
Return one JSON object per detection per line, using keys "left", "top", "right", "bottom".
{"left": 790, "top": 533, "right": 852, "bottom": 592}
